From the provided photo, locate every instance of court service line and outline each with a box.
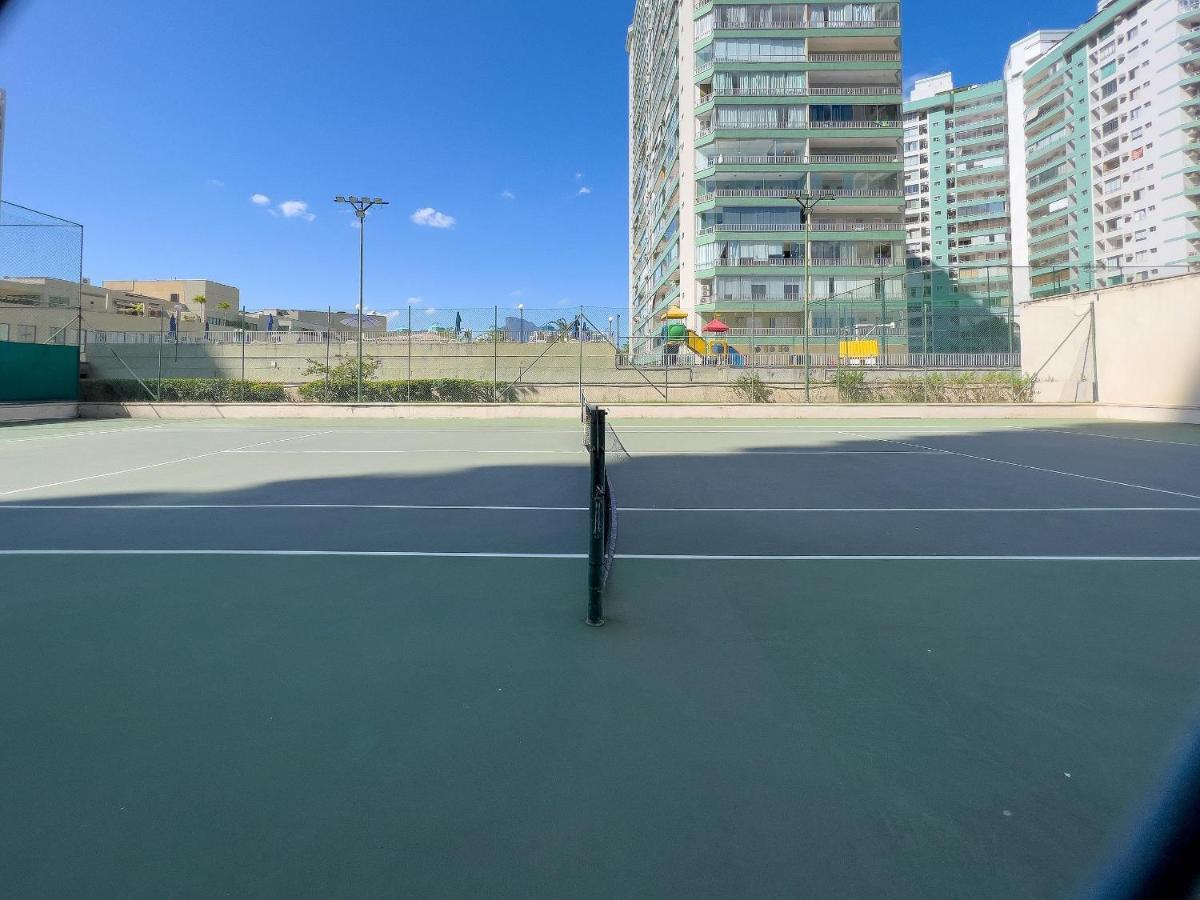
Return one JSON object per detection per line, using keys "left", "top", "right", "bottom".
{"left": 842, "top": 432, "right": 1200, "bottom": 502}
{"left": 0, "top": 550, "right": 1195, "bottom": 562}
{"left": 244, "top": 450, "right": 949, "bottom": 456}
{"left": 0, "top": 549, "right": 587, "bottom": 559}
{"left": 2, "top": 504, "right": 1199, "bottom": 513}
{"left": 0, "top": 425, "right": 167, "bottom": 445}
{"left": 0, "top": 431, "right": 335, "bottom": 498}
{"left": 1038, "top": 428, "right": 1200, "bottom": 449}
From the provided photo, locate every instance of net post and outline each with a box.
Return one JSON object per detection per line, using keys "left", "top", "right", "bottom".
{"left": 586, "top": 404, "right": 607, "bottom": 627}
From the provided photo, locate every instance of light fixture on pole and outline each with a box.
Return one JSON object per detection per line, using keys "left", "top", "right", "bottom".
{"left": 334, "top": 195, "right": 389, "bottom": 403}
{"left": 795, "top": 194, "right": 825, "bottom": 403}
{"left": 517, "top": 303, "right": 525, "bottom": 342}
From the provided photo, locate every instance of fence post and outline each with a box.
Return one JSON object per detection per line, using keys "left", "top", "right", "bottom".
{"left": 578, "top": 306, "right": 585, "bottom": 408}
{"left": 493, "top": 305, "right": 499, "bottom": 403}
{"left": 156, "top": 314, "right": 163, "bottom": 401}
{"left": 240, "top": 306, "right": 246, "bottom": 402}
{"left": 325, "top": 306, "right": 331, "bottom": 402}
{"left": 1089, "top": 299, "right": 1100, "bottom": 402}
{"left": 407, "top": 305, "right": 412, "bottom": 403}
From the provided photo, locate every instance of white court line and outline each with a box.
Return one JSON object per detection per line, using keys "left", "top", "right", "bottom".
{"left": 1038, "top": 428, "right": 1200, "bottom": 449}
{"left": 2, "top": 504, "right": 1199, "bottom": 513}
{"left": 0, "top": 425, "right": 166, "bottom": 445}
{"left": 225, "top": 448, "right": 939, "bottom": 456}
{"left": 0, "top": 549, "right": 587, "bottom": 559}
{"left": 616, "top": 554, "right": 1200, "bottom": 562}
{"left": 0, "top": 503, "right": 591, "bottom": 512}
{"left": 842, "top": 431, "right": 1200, "bottom": 502}
{"left": 0, "top": 550, "right": 1195, "bottom": 562}
{"left": 0, "top": 431, "right": 333, "bottom": 498}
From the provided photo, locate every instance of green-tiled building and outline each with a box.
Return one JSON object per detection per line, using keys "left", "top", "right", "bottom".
{"left": 627, "top": 1, "right": 904, "bottom": 361}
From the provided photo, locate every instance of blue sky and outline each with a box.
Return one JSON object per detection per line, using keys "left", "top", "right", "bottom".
{"left": 0, "top": 0, "right": 1096, "bottom": 320}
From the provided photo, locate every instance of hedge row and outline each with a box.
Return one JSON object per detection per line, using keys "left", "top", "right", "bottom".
{"left": 297, "top": 379, "right": 517, "bottom": 403}
{"left": 834, "top": 370, "right": 1036, "bottom": 403}
{"left": 81, "top": 379, "right": 288, "bottom": 402}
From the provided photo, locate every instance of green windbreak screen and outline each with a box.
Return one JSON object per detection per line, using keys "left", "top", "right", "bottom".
{"left": 0, "top": 341, "right": 79, "bottom": 401}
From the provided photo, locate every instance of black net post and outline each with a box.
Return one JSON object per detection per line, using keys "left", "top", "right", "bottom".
{"left": 586, "top": 405, "right": 607, "bottom": 627}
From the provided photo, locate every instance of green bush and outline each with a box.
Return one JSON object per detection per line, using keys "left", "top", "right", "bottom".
{"left": 730, "top": 374, "right": 772, "bottom": 403}
{"left": 832, "top": 369, "right": 1034, "bottom": 404}
{"left": 297, "top": 378, "right": 516, "bottom": 403}
{"left": 81, "top": 379, "right": 288, "bottom": 402}
{"left": 834, "top": 369, "right": 871, "bottom": 402}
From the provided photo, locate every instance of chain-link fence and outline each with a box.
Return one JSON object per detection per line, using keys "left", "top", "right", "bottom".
{"left": 69, "top": 261, "right": 1200, "bottom": 404}
{"left": 0, "top": 201, "right": 85, "bottom": 347}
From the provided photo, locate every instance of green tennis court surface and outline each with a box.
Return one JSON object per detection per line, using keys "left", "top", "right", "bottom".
{"left": 2, "top": 416, "right": 1199, "bottom": 897}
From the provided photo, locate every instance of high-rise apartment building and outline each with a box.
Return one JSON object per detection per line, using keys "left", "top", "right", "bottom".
{"left": 1021, "top": 0, "right": 1200, "bottom": 298}
{"left": 903, "top": 75, "right": 1013, "bottom": 310}
{"left": 627, "top": 1, "right": 904, "bottom": 356}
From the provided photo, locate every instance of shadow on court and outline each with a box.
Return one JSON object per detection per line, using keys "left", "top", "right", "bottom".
{"left": 1, "top": 420, "right": 1199, "bottom": 898}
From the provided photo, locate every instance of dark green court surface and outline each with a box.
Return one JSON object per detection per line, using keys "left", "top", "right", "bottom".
{"left": 1, "top": 417, "right": 1198, "bottom": 897}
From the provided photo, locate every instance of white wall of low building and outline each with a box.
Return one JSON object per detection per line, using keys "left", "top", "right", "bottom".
{"left": 1021, "top": 270, "right": 1200, "bottom": 405}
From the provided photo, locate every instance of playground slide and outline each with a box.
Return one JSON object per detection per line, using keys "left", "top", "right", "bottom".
{"left": 686, "top": 330, "right": 745, "bottom": 366}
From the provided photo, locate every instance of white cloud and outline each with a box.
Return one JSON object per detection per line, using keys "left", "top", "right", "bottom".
{"left": 250, "top": 193, "right": 271, "bottom": 206}
{"left": 575, "top": 172, "right": 584, "bottom": 181}
{"left": 411, "top": 207, "right": 457, "bottom": 228}
{"left": 424, "top": 307, "right": 436, "bottom": 315}
{"left": 278, "top": 200, "right": 313, "bottom": 221}
{"left": 501, "top": 190, "right": 516, "bottom": 200}
{"left": 509, "top": 289, "right": 524, "bottom": 298}
{"left": 578, "top": 186, "right": 592, "bottom": 196}
{"left": 406, "top": 297, "right": 423, "bottom": 305}
{"left": 208, "top": 179, "right": 226, "bottom": 188}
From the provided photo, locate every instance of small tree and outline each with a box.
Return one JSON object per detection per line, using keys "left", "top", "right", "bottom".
{"left": 302, "top": 354, "right": 382, "bottom": 400}
{"left": 192, "top": 294, "right": 207, "bottom": 311}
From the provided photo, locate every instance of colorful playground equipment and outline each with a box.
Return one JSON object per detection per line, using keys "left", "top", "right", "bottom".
{"left": 659, "top": 307, "right": 745, "bottom": 366}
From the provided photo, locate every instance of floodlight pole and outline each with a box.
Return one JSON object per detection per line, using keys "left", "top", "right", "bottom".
{"left": 335, "top": 195, "right": 390, "bottom": 402}
{"left": 796, "top": 195, "right": 824, "bottom": 403}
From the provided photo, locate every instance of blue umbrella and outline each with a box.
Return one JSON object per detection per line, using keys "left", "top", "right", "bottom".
{"left": 455, "top": 312, "right": 462, "bottom": 334}
{"left": 168, "top": 313, "right": 177, "bottom": 335}
{"left": 266, "top": 314, "right": 275, "bottom": 332}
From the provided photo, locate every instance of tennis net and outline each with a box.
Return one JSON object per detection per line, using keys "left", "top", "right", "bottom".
{"left": 582, "top": 400, "right": 629, "bottom": 626}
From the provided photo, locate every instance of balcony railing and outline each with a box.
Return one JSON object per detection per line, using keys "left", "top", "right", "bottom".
{"left": 711, "top": 18, "right": 900, "bottom": 29}
{"left": 808, "top": 52, "right": 900, "bottom": 62}
{"left": 700, "top": 52, "right": 899, "bottom": 69}
{"left": 697, "top": 188, "right": 902, "bottom": 200}
{"left": 700, "top": 256, "right": 896, "bottom": 268}
{"left": 698, "top": 222, "right": 903, "bottom": 234}
{"left": 698, "top": 120, "right": 899, "bottom": 137}
{"left": 700, "top": 153, "right": 898, "bottom": 165}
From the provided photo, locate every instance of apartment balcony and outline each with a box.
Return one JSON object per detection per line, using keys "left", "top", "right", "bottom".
{"left": 697, "top": 119, "right": 900, "bottom": 138}
{"left": 698, "top": 221, "right": 903, "bottom": 236}
{"left": 708, "top": 17, "right": 899, "bottom": 31}
{"left": 698, "top": 153, "right": 899, "bottom": 167}
{"left": 697, "top": 188, "right": 903, "bottom": 202}
{"left": 695, "top": 85, "right": 901, "bottom": 106}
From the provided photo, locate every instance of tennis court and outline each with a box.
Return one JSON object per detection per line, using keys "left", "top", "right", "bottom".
{"left": 2, "top": 414, "right": 1199, "bottom": 897}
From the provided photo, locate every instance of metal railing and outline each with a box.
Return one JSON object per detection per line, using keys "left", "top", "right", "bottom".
{"left": 697, "top": 188, "right": 901, "bottom": 200}
{"left": 700, "top": 153, "right": 898, "bottom": 165}
{"left": 698, "top": 222, "right": 902, "bottom": 234}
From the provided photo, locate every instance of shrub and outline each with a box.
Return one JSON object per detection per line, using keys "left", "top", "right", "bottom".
{"left": 834, "top": 369, "right": 871, "bottom": 402}
{"left": 297, "top": 378, "right": 517, "bottom": 403}
{"left": 81, "top": 379, "right": 288, "bottom": 402}
{"left": 730, "top": 374, "right": 773, "bottom": 403}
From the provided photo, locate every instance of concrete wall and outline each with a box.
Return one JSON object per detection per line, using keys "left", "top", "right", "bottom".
{"left": 1020, "top": 271, "right": 1200, "bottom": 408}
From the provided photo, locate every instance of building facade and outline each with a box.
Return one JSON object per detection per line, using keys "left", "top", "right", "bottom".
{"left": 102, "top": 279, "right": 242, "bottom": 328}
{"left": 627, "top": 0, "right": 905, "bottom": 359}
{"left": 1021, "top": 0, "right": 1200, "bottom": 299}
